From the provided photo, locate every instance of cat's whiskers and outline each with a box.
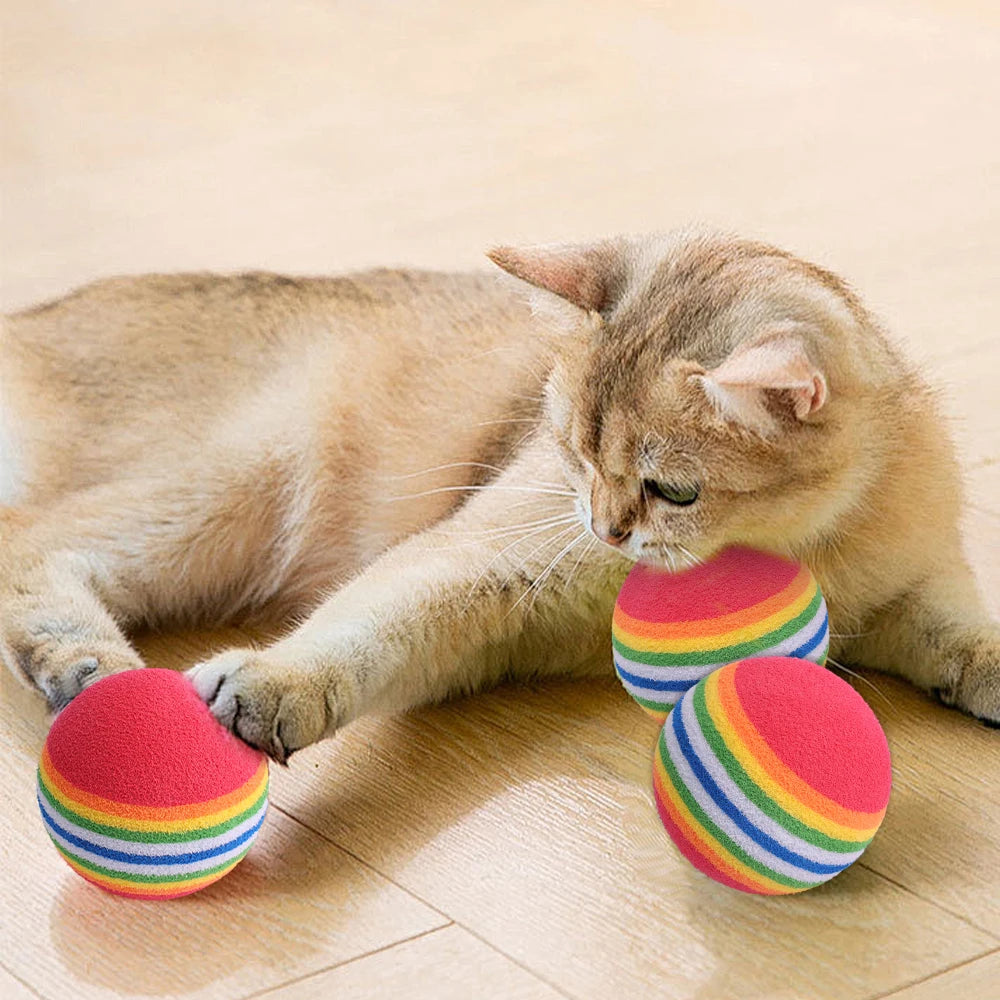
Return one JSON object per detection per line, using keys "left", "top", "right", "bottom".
{"left": 386, "top": 483, "right": 576, "bottom": 503}
{"left": 500, "top": 425, "right": 543, "bottom": 463}
{"left": 453, "top": 513, "right": 578, "bottom": 534}
{"left": 509, "top": 528, "right": 590, "bottom": 619}
{"left": 676, "top": 544, "right": 703, "bottom": 567}
{"left": 433, "top": 513, "right": 578, "bottom": 542}
{"left": 639, "top": 540, "right": 694, "bottom": 573}
{"left": 382, "top": 461, "right": 506, "bottom": 482}
{"left": 527, "top": 531, "right": 590, "bottom": 615}
{"left": 474, "top": 418, "right": 541, "bottom": 428}
{"left": 643, "top": 542, "right": 677, "bottom": 572}
{"left": 500, "top": 494, "right": 562, "bottom": 516}
{"left": 825, "top": 656, "right": 892, "bottom": 705}
{"left": 563, "top": 535, "right": 599, "bottom": 594}
{"left": 381, "top": 460, "right": 566, "bottom": 491}
{"left": 498, "top": 523, "right": 582, "bottom": 598}
{"left": 459, "top": 517, "right": 581, "bottom": 610}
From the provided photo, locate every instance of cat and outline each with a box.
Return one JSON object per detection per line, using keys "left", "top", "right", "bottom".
{"left": 1, "top": 229, "right": 997, "bottom": 762}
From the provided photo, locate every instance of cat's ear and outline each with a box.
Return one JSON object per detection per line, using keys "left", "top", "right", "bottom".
{"left": 486, "top": 241, "right": 622, "bottom": 314}
{"left": 695, "top": 332, "right": 827, "bottom": 432}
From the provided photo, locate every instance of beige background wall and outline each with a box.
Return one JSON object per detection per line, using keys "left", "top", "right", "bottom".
{"left": 3, "top": 2, "right": 997, "bottom": 365}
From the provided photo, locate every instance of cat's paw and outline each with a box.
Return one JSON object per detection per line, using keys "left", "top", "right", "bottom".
{"left": 187, "top": 649, "right": 346, "bottom": 763}
{"left": 5, "top": 629, "right": 144, "bottom": 711}
{"left": 932, "top": 627, "right": 1000, "bottom": 729}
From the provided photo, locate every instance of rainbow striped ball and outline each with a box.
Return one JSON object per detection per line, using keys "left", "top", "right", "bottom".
{"left": 613, "top": 547, "right": 829, "bottom": 720}
{"left": 652, "top": 656, "right": 891, "bottom": 894}
{"left": 38, "top": 668, "right": 268, "bottom": 899}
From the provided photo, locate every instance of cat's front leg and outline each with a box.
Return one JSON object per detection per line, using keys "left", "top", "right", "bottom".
{"left": 188, "top": 525, "right": 627, "bottom": 761}
{"left": 189, "top": 446, "right": 629, "bottom": 761}
{"left": 1, "top": 507, "right": 146, "bottom": 708}
{"left": 935, "top": 625, "right": 1000, "bottom": 725}
{"left": 843, "top": 567, "right": 1000, "bottom": 726}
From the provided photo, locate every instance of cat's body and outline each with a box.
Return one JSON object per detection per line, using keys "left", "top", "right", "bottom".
{"left": 0, "top": 269, "right": 552, "bottom": 624}
{"left": 2, "top": 231, "right": 997, "bottom": 759}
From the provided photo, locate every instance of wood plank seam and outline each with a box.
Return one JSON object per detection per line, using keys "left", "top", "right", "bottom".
{"left": 0, "top": 961, "right": 46, "bottom": 1000}
{"left": 866, "top": 945, "right": 1000, "bottom": 1000}
{"left": 434, "top": 923, "right": 577, "bottom": 1000}
{"left": 238, "top": 923, "right": 456, "bottom": 1000}
{"left": 270, "top": 804, "right": 453, "bottom": 922}
{"left": 269, "top": 804, "right": 577, "bottom": 1000}
{"left": 856, "top": 864, "right": 1000, "bottom": 943}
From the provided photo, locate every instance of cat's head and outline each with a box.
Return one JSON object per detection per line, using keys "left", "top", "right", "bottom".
{"left": 489, "top": 230, "right": 877, "bottom": 568}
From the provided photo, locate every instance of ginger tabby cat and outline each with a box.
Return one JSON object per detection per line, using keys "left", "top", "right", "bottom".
{"left": 1, "top": 230, "right": 997, "bottom": 761}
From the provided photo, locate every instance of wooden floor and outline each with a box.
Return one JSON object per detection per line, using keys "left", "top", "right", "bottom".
{"left": 2, "top": 2, "right": 999, "bottom": 998}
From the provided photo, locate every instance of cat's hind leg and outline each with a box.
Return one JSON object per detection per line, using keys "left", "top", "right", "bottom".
{"left": 1, "top": 460, "right": 303, "bottom": 710}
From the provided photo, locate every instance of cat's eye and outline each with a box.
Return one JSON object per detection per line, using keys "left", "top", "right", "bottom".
{"left": 644, "top": 480, "right": 700, "bottom": 506}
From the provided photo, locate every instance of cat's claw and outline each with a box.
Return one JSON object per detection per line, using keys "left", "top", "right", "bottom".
{"left": 187, "top": 649, "right": 338, "bottom": 763}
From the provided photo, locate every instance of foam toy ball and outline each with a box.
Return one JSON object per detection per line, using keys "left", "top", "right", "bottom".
{"left": 613, "top": 546, "right": 829, "bottom": 720}
{"left": 652, "top": 656, "right": 891, "bottom": 894}
{"left": 37, "top": 668, "right": 268, "bottom": 899}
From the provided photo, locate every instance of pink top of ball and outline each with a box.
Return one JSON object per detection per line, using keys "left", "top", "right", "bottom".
{"left": 616, "top": 546, "right": 801, "bottom": 624}
{"left": 731, "top": 657, "right": 891, "bottom": 813}
{"left": 44, "top": 668, "right": 263, "bottom": 807}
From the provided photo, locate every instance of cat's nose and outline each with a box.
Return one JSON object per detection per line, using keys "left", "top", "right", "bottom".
{"left": 593, "top": 520, "right": 631, "bottom": 546}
